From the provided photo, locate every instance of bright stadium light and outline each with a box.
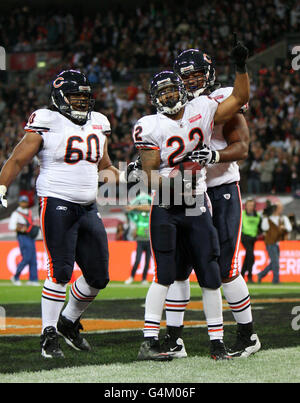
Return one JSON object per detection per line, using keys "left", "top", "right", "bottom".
{"left": 37, "top": 60, "right": 46, "bottom": 68}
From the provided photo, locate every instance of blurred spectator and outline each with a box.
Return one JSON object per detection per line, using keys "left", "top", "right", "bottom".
{"left": 272, "top": 153, "right": 291, "bottom": 193}
{"left": 0, "top": 1, "right": 299, "bottom": 198}
{"left": 258, "top": 201, "right": 292, "bottom": 284}
{"left": 124, "top": 192, "right": 151, "bottom": 285}
{"left": 126, "top": 81, "right": 139, "bottom": 101}
{"left": 8, "top": 195, "right": 39, "bottom": 286}
{"left": 258, "top": 149, "right": 276, "bottom": 193}
{"left": 241, "top": 198, "right": 261, "bottom": 283}
{"left": 115, "top": 221, "right": 126, "bottom": 241}
{"left": 247, "top": 147, "right": 263, "bottom": 194}
{"left": 288, "top": 213, "right": 300, "bottom": 240}
{"left": 290, "top": 155, "right": 300, "bottom": 193}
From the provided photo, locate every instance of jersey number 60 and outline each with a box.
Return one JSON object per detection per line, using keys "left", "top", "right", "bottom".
{"left": 64, "top": 134, "right": 100, "bottom": 164}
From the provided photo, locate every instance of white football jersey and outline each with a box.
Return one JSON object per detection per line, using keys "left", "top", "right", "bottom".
{"left": 133, "top": 96, "right": 218, "bottom": 194}
{"left": 24, "top": 109, "right": 110, "bottom": 204}
{"left": 206, "top": 86, "right": 246, "bottom": 188}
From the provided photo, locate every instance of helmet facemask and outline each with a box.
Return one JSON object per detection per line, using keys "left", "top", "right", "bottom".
{"left": 182, "top": 66, "right": 215, "bottom": 98}
{"left": 52, "top": 89, "right": 94, "bottom": 125}
{"left": 66, "top": 92, "right": 95, "bottom": 123}
{"left": 152, "top": 83, "right": 187, "bottom": 115}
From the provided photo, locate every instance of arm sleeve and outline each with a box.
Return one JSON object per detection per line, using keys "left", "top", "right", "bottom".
{"left": 132, "top": 118, "right": 160, "bottom": 151}
{"left": 24, "top": 109, "right": 53, "bottom": 135}
{"left": 101, "top": 115, "right": 111, "bottom": 136}
{"left": 209, "top": 87, "right": 248, "bottom": 113}
{"left": 194, "top": 96, "right": 219, "bottom": 132}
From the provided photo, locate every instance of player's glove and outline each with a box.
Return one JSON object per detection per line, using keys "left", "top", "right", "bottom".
{"left": 0, "top": 185, "right": 8, "bottom": 208}
{"left": 231, "top": 32, "right": 249, "bottom": 74}
{"left": 123, "top": 156, "right": 143, "bottom": 183}
{"left": 188, "top": 145, "right": 220, "bottom": 166}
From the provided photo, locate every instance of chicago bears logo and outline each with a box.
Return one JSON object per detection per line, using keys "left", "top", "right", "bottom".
{"left": 53, "top": 76, "right": 65, "bottom": 88}
{"left": 203, "top": 53, "right": 212, "bottom": 64}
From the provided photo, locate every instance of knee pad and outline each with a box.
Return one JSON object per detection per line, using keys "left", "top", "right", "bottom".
{"left": 85, "top": 276, "right": 109, "bottom": 290}
{"left": 199, "top": 259, "right": 222, "bottom": 289}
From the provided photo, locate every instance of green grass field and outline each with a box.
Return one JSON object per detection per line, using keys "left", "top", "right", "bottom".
{"left": 0, "top": 281, "right": 300, "bottom": 383}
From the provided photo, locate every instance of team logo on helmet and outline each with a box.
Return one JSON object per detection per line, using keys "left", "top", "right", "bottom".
{"left": 203, "top": 53, "right": 212, "bottom": 64}
{"left": 53, "top": 77, "right": 65, "bottom": 88}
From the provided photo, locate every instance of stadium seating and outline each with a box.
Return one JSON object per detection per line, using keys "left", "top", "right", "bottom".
{"left": 0, "top": 1, "right": 299, "bottom": 201}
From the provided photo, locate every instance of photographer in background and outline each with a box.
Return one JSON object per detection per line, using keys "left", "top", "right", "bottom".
{"left": 241, "top": 198, "right": 261, "bottom": 283}
{"left": 258, "top": 201, "right": 292, "bottom": 284}
{"left": 8, "top": 195, "right": 39, "bottom": 286}
{"left": 288, "top": 214, "right": 300, "bottom": 240}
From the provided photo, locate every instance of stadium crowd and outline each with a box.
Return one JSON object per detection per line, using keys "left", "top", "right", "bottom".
{"left": 0, "top": 0, "right": 300, "bottom": 195}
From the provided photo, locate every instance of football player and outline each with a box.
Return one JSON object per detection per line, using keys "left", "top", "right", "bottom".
{"left": 133, "top": 39, "right": 250, "bottom": 361}
{"left": 163, "top": 46, "right": 261, "bottom": 358}
{"left": 0, "top": 70, "right": 132, "bottom": 358}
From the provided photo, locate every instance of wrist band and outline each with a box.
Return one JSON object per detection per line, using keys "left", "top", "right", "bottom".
{"left": 0, "top": 185, "right": 7, "bottom": 195}
{"left": 211, "top": 151, "right": 220, "bottom": 164}
{"left": 236, "top": 64, "right": 247, "bottom": 74}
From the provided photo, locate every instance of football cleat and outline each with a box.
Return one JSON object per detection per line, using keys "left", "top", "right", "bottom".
{"left": 210, "top": 339, "right": 232, "bottom": 361}
{"left": 161, "top": 334, "right": 187, "bottom": 358}
{"left": 40, "top": 326, "right": 64, "bottom": 359}
{"left": 228, "top": 333, "right": 261, "bottom": 358}
{"left": 57, "top": 315, "right": 91, "bottom": 351}
{"left": 137, "top": 338, "right": 174, "bottom": 361}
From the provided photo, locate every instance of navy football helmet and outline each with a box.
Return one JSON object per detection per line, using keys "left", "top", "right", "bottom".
{"left": 173, "top": 49, "right": 216, "bottom": 98}
{"left": 150, "top": 71, "right": 188, "bottom": 115}
{"left": 51, "top": 70, "right": 95, "bottom": 124}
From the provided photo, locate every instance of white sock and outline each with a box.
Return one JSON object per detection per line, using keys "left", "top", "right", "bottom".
{"left": 222, "top": 275, "right": 252, "bottom": 324}
{"left": 202, "top": 287, "right": 224, "bottom": 340}
{"left": 41, "top": 278, "right": 67, "bottom": 332}
{"left": 62, "top": 275, "right": 99, "bottom": 323}
{"left": 144, "top": 282, "right": 169, "bottom": 339}
{"left": 165, "top": 279, "right": 190, "bottom": 327}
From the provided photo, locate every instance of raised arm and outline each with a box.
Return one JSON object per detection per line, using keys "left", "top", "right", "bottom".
{"left": 214, "top": 36, "right": 250, "bottom": 125}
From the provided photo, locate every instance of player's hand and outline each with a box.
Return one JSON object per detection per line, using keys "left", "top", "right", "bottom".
{"left": 0, "top": 185, "right": 8, "bottom": 208}
{"left": 231, "top": 32, "right": 248, "bottom": 73}
{"left": 188, "top": 145, "right": 220, "bottom": 165}
{"left": 125, "top": 156, "right": 142, "bottom": 183}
